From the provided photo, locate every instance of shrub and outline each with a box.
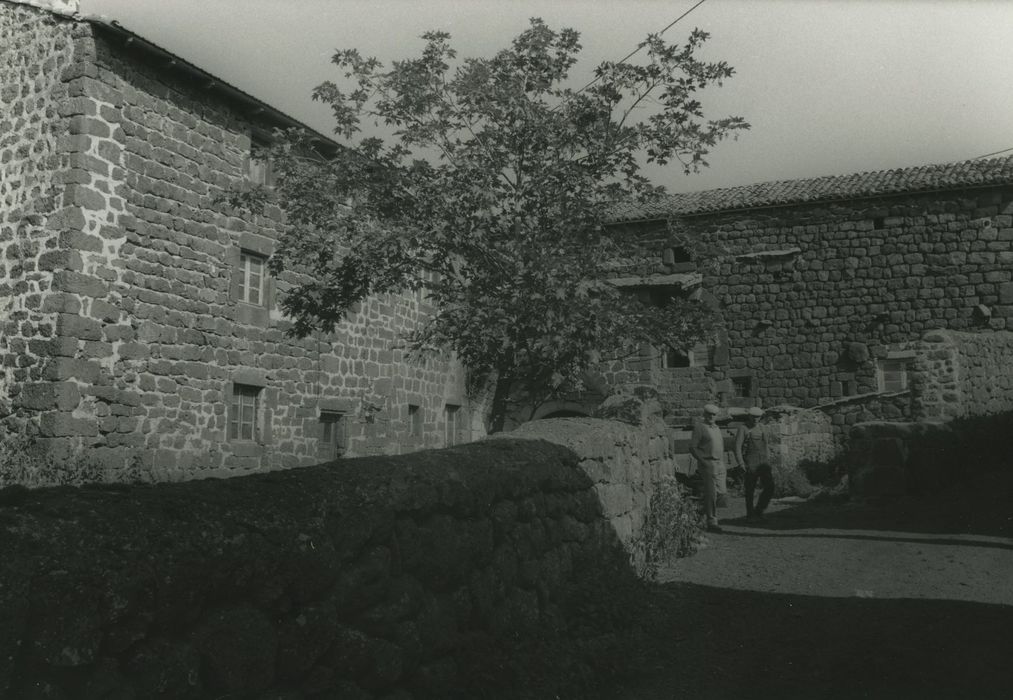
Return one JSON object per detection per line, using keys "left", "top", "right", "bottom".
{"left": 0, "top": 432, "right": 104, "bottom": 489}
{"left": 633, "top": 476, "right": 703, "bottom": 580}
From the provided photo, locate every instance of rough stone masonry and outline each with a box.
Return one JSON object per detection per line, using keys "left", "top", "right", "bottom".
{"left": 1, "top": 0, "right": 479, "bottom": 483}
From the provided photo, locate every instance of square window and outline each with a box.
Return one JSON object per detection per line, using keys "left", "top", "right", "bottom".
{"left": 731, "top": 376, "right": 752, "bottom": 398}
{"left": 690, "top": 344, "right": 712, "bottom": 368}
{"left": 878, "top": 358, "right": 910, "bottom": 393}
{"left": 229, "top": 384, "right": 260, "bottom": 441}
{"left": 661, "top": 346, "right": 690, "bottom": 369}
{"left": 444, "top": 404, "right": 461, "bottom": 446}
{"left": 320, "top": 411, "right": 348, "bottom": 459}
{"left": 246, "top": 138, "right": 275, "bottom": 187}
{"left": 408, "top": 404, "right": 422, "bottom": 437}
{"left": 238, "top": 250, "right": 267, "bottom": 306}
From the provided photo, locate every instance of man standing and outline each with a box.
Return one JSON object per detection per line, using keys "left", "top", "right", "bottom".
{"left": 691, "top": 403, "right": 726, "bottom": 533}
{"left": 735, "top": 406, "right": 775, "bottom": 519}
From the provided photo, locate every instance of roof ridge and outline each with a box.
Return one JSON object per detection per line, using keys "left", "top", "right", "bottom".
{"left": 609, "top": 154, "right": 1013, "bottom": 221}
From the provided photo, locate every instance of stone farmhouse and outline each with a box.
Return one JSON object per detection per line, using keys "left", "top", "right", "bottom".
{"left": 6, "top": 0, "right": 1013, "bottom": 485}
{"left": 1, "top": 0, "right": 479, "bottom": 481}
{"left": 605, "top": 155, "right": 1013, "bottom": 440}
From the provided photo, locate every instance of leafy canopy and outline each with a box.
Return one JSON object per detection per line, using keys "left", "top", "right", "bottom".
{"left": 235, "top": 19, "right": 748, "bottom": 429}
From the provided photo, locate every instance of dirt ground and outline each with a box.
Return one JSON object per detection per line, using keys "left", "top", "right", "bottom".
{"left": 601, "top": 470, "right": 1013, "bottom": 699}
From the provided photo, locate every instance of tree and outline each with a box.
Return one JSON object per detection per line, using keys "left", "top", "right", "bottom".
{"left": 233, "top": 19, "right": 748, "bottom": 432}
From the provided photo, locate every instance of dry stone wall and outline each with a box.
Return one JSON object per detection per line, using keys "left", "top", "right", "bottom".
{"left": 2, "top": 6, "right": 479, "bottom": 484}
{"left": 913, "top": 329, "right": 1013, "bottom": 419}
{"left": 500, "top": 410, "right": 680, "bottom": 571}
{"left": 0, "top": 439, "right": 631, "bottom": 699}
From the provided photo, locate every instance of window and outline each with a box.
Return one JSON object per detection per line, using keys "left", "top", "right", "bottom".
{"left": 238, "top": 250, "right": 267, "bottom": 306}
{"left": 878, "top": 358, "right": 910, "bottom": 393}
{"left": 229, "top": 384, "right": 260, "bottom": 441}
{"left": 660, "top": 343, "right": 710, "bottom": 369}
{"left": 408, "top": 404, "right": 422, "bottom": 437}
{"left": 661, "top": 346, "right": 690, "bottom": 369}
{"left": 319, "top": 411, "right": 348, "bottom": 459}
{"left": 444, "top": 404, "right": 461, "bottom": 446}
{"left": 246, "top": 138, "right": 275, "bottom": 187}
{"left": 731, "top": 376, "right": 752, "bottom": 398}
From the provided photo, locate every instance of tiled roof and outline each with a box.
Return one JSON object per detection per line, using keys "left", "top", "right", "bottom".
{"left": 81, "top": 17, "right": 341, "bottom": 154}
{"left": 609, "top": 155, "right": 1013, "bottom": 221}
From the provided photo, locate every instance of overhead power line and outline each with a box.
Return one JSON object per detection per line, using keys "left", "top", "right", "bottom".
{"left": 568, "top": 0, "right": 710, "bottom": 98}
{"left": 972, "top": 146, "right": 1013, "bottom": 160}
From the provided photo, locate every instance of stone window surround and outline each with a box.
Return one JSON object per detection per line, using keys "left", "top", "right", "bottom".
{"left": 319, "top": 410, "right": 348, "bottom": 459}
{"left": 224, "top": 369, "right": 276, "bottom": 455}
{"left": 245, "top": 132, "right": 276, "bottom": 188}
{"left": 407, "top": 403, "right": 422, "bottom": 438}
{"left": 444, "top": 403, "right": 461, "bottom": 447}
{"left": 229, "top": 383, "right": 260, "bottom": 442}
{"left": 228, "top": 232, "right": 276, "bottom": 327}
{"left": 877, "top": 349, "right": 915, "bottom": 394}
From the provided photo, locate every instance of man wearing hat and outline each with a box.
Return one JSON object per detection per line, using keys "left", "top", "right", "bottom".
{"left": 735, "top": 406, "right": 775, "bottom": 519}
{"left": 690, "top": 403, "right": 726, "bottom": 532}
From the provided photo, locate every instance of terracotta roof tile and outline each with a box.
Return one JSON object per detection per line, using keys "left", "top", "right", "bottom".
{"left": 610, "top": 155, "right": 1013, "bottom": 221}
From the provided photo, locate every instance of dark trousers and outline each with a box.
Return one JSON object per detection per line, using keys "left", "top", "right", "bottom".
{"left": 745, "top": 463, "right": 774, "bottom": 515}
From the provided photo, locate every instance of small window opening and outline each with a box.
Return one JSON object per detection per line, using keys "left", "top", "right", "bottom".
{"left": 247, "top": 137, "right": 276, "bottom": 187}
{"left": 661, "top": 346, "right": 690, "bottom": 369}
{"left": 229, "top": 384, "right": 260, "bottom": 441}
{"left": 319, "top": 411, "right": 348, "bottom": 459}
{"left": 408, "top": 404, "right": 422, "bottom": 437}
{"left": 237, "top": 250, "right": 268, "bottom": 306}
{"left": 444, "top": 404, "right": 461, "bottom": 447}
{"left": 878, "top": 358, "right": 910, "bottom": 393}
{"left": 731, "top": 376, "right": 752, "bottom": 398}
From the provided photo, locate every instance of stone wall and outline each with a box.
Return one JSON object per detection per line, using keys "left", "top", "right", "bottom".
{"left": 615, "top": 186, "right": 1013, "bottom": 441}
{"left": 913, "top": 329, "right": 1013, "bottom": 420}
{"left": 846, "top": 411, "right": 1013, "bottom": 498}
{"left": 499, "top": 411, "right": 676, "bottom": 571}
{"left": 1, "top": 5, "right": 479, "bottom": 483}
{"left": 0, "top": 438, "right": 633, "bottom": 699}
{"left": 0, "top": 2, "right": 80, "bottom": 428}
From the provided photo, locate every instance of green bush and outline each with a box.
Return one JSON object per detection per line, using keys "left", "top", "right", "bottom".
{"left": 0, "top": 432, "right": 104, "bottom": 489}
{"left": 633, "top": 476, "right": 703, "bottom": 580}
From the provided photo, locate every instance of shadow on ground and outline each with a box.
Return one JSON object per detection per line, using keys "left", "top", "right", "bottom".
{"left": 606, "top": 581, "right": 1013, "bottom": 700}
{"left": 730, "top": 468, "right": 1013, "bottom": 539}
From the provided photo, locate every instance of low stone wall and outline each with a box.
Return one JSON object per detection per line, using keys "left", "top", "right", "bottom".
{"left": 500, "top": 414, "right": 675, "bottom": 571}
{"left": 913, "top": 329, "right": 1013, "bottom": 420}
{"left": 762, "top": 406, "right": 836, "bottom": 496}
{"left": 847, "top": 412, "right": 1013, "bottom": 498}
{"left": 0, "top": 439, "right": 631, "bottom": 699}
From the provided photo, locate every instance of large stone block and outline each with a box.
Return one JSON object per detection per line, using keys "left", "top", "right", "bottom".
{"left": 38, "top": 411, "right": 99, "bottom": 437}
{"left": 15, "top": 381, "right": 80, "bottom": 411}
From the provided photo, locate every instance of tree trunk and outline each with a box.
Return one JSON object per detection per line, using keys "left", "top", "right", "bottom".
{"left": 487, "top": 370, "right": 514, "bottom": 434}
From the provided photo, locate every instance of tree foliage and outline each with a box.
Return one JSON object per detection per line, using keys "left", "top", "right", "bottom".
{"left": 230, "top": 20, "right": 748, "bottom": 430}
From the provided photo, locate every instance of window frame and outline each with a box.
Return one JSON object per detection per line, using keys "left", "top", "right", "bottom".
{"left": 229, "top": 383, "right": 261, "bottom": 442}
{"left": 246, "top": 135, "right": 276, "bottom": 188}
{"left": 444, "top": 404, "right": 461, "bottom": 447}
{"left": 878, "top": 357, "right": 912, "bottom": 394}
{"left": 660, "top": 343, "right": 710, "bottom": 370}
{"left": 319, "top": 410, "right": 348, "bottom": 459}
{"left": 408, "top": 404, "right": 422, "bottom": 438}
{"left": 237, "top": 250, "right": 268, "bottom": 307}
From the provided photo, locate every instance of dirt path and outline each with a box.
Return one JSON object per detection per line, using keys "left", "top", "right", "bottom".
{"left": 607, "top": 475, "right": 1013, "bottom": 699}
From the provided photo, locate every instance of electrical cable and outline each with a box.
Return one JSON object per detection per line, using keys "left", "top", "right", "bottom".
{"left": 971, "top": 146, "right": 1013, "bottom": 160}
{"left": 568, "top": 0, "right": 710, "bottom": 98}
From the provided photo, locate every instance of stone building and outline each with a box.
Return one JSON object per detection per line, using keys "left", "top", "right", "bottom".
{"left": 607, "top": 155, "right": 1013, "bottom": 439}
{"left": 1, "top": 0, "right": 479, "bottom": 482}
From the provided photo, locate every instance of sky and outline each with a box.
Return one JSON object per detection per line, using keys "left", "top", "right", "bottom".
{"left": 80, "top": 0, "right": 1013, "bottom": 194}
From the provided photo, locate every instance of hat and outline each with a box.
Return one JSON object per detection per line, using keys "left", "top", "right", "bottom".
{"left": 703, "top": 403, "right": 720, "bottom": 415}
{"left": 748, "top": 406, "right": 764, "bottom": 417}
